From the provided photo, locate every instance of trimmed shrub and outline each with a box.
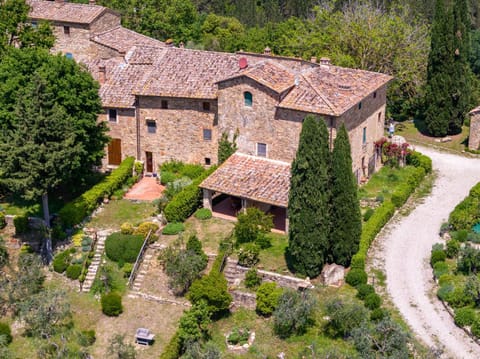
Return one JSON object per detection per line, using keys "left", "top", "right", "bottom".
{"left": 370, "top": 308, "right": 388, "bottom": 322}
{"left": 14, "top": 214, "right": 29, "bottom": 235}
{"left": 256, "top": 282, "right": 282, "bottom": 316}
{"left": 160, "top": 171, "right": 176, "bottom": 185}
{"left": 237, "top": 243, "right": 260, "bottom": 267}
{"left": 345, "top": 269, "right": 368, "bottom": 287}
{"left": 406, "top": 150, "right": 432, "bottom": 173}
{"left": 363, "top": 208, "right": 374, "bottom": 222}
{"left": 472, "top": 319, "right": 480, "bottom": 338}
{"left": 439, "top": 274, "right": 455, "bottom": 287}
{"left": 53, "top": 250, "right": 71, "bottom": 273}
{"left": 356, "top": 284, "right": 375, "bottom": 300}
{"left": 454, "top": 307, "right": 476, "bottom": 327}
{"left": 433, "top": 261, "right": 449, "bottom": 278}
{"left": 159, "top": 332, "right": 181, "bottom": 359}
{"left": 391, "top": 183, "right": 413, "bottom": 208}
{"left": 364, "top": 293, "right": 382, "bottom": 310}
{"left": 120, "top": 222, "right": 134, "bottom": 235}
{"left": 445, "top": 286, "right": 474, "bottom": 308}
{"left": 0, "top": 212, "right": 6, "bottom": 229}
{"left": 350, "top": 254, "right": 366, "bottom": 270}
{"left": 66, "top": 264, "right": 82, "bottom": 280}
{"left": 162, "top": 222, "right": 185, "bottom": 235}
{"left": 59, "top": 157, "right": 135, "bottom": 227}
{"left": 452, "top": 230, "right": 469, "bottom": 242}
{"left": 134, "top": 222, "right": 159, "bottom": 237}
{"left": 101, "top": 292, "right": 123, "bottom": 316}
{"left": 194, "top": 208, "right": 212, "bottom": 220}
{"left": 446, "top": 239, "right": 460, "bottom": 258}
{"left": 245, "top": 268, "right": 262, "bottom": 289}
{"left": 234, "top": 207, "right": 273, "bottom": 245}
{"left": 449, "top": 197, "right": 480, "bottom": 231}
{"left": 430, "top": 250, "right": 446, "bottom": 266}
{"left": 164, "top": 168, "right": 215, "bottom": 223}
{"left": 188, "top": 272, "right": 232, "bottom": 315}
{"left": 122, "top": 263, "right": 133, "bottom": 278}
{"left": 437, "top": 284, "right": 454, "bottom": 301}
{"left": 78, "top": 330, "right": 96, "bottom": 346}
{"left": 0, "top": 321, "right": 12, "bottom": 344}
{"left": 105, "top": 232, "right": 144, "bottom": 263}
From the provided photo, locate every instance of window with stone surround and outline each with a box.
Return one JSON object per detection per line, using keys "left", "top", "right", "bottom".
{"left": 362, "top": 127, "right": 367, "bottom": 144}
{"left": 244, "top": 91, "right": 253, "bottom": 107}
{"left": 202, "top": 102, "right": 210, "bottom": 111}
{"left": 63, "top": 26, "right": 70, "bottom": 35}
{"left": 161, "top": 100, "right": 168, "bottom": 109}
{"left": 147, "top": 120, "right": 156, "bottom": 134}
{"left": 203, "top": 128, "right": 212, "bottom": 141}
{"left": 108, "top": 109, "right": 117, "bottom": 123}
{"left": 257, "top": 143, "right": 267, "bottom": 157}
{"left": 205, "top": 157, "right": 211, "bottom": 165}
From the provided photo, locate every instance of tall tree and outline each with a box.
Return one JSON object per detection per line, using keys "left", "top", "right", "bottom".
{"left": 0, "top": 48, "right": 108, "bottom": 261}
{"left": 287, "top": 115, "right": 331, "bottom": 278}
{"left": 424, "top": 0, "right": 456, "bottom": 136}
{"left": 329, "top": 124, "right": 361, "bottom": 266}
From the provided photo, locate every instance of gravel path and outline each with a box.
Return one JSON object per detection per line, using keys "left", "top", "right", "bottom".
{"left": 372, "top": 146, "right": 480, "bottom": 358}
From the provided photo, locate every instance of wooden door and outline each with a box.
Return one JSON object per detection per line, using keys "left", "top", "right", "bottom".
{"left": 108, "top": 138, "right": 122, "bottom": 165}
{"left": 146, "top": 151, "right": 153, "bottom": 173}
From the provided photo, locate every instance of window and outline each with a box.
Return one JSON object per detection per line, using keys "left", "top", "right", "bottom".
{"left": 63, "top": 26, "right": 70, "bottom": 35}
{"left": 378, "top": 112, "right": 382, "bottom": 123}
{"left": 31, "top": 21, "right": 37, "bottom": 28}
{"left": 108, "top": 109, "right": 117, "bottom": 122}
{"left": 362, "top": 127, "right": 367, "bottom": 144}
{"left": 147, "top": 120, "right": 156, "bottom": 134}
{"left": 257, "top": 143, "right": 267, "bottom": 157}
{"left": 202, "top": 102, "right": 210, "bottom": 111}
{"left": 205, "top": 157, "right": 211, "bottom": 166}
{"left": 358, "top": 102, "right": 362, "bottom": 110}
{"left": 65, "top": 52, "right": 73, "bottom": 60}
{"left": 373, "top": 91, "right": 377, "bottom": 99}
{"left": 203, "top": 129, "right": 212, "bottom": 141}
{"left": 244, "top": 91, "right": 253, "bottom": 107}
{"left": 161, "top": 100, "right": 168, "bottom": 109}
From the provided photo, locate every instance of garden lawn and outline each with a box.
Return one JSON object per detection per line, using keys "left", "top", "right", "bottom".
{"left": 184, "top": 216, "right": 235, "bottom": 254}
{"left": 394, "top": 120, "right": 469, "bottom": 153}
{"left": 257, "top": 233, "right": 289, "bottom": 274}
{"left": 88, "top": 199, "right": 156, "bottom": 229}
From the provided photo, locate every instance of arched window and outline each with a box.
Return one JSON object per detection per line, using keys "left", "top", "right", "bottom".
{"left": 244, "top": 91, "right": 253, "bottom": 107}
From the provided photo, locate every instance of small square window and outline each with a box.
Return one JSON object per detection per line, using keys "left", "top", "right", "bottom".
{"left": 161, "top": 100, "right": 168, "bottom": 109}
{"left": 202, "top": 102, "right": 210, "bottom": 111}
{"left": 108, "top": 109, "right": 117, "bottom": 122}
{"left": 64, "top": 26, "right": 70, "bottom": 35}
{"left": 205, "top": 157, "right": 211, "bottom": 166}
{"left": 203, "top": 129, "right": 212, "bottom": 141}
{"left": 147, "top": 120, "right": 156, "bottom": 134}
{"left": 65, "top": 52, "right": 73, "bottom": 59}
{"left": 358, "top": 102, "right": 362, "bottom": 110}
{"left": 31, "top": 21, "right": 38, "bottom": 28}
{"left": 373, "top": 91, "right": 377, "bottom": 99}
{"left": 257, "top": 143, "right": 267, "bottom": 157}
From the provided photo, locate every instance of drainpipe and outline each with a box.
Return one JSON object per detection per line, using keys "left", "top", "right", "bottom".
{"left": 135, "top": 96, "right": 141, "bottom": 160}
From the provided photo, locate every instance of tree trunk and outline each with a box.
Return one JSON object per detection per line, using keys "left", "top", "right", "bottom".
{"left": 42, "top": 193, "right": 53, "bottom": 263}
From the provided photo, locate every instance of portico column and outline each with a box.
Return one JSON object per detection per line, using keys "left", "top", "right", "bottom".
{"left": 285, "top": 208, "right": 289, "bottom": 233}
{"left": 203, "top": 189, "right": 212, "bottom": 210}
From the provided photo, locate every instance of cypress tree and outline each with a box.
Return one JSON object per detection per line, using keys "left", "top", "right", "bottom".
{"left": 450, "top": 0, "right": 472, "bottom": 134}
{"left": 287, "top": 115, "right": 331, "bottom": 277}
{"left": 329, "top": 124, "right": 361, "bottom": 266}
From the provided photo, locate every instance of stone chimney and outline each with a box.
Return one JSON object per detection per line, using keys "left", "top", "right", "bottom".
{"left": 89, "top": 0, "right": 96, "bottom": 5}
{"left": 320, "top": 57, "right": 331, "bottom": 66}
{"left": 98, "top": 65, "right": 106, "bottom": 84}
{"left": 55, "top": 0, "right": 65, "bottom": 4}
{"left": 263, "top": 46, "right": 272, "bottom": 55}
{"left": 179, "top": 41, "right": 185, "bottom": 49}
{"left": 310, "top": 56, "right": 317, "bottom": 63}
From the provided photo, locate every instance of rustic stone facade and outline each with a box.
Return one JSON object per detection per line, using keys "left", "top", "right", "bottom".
{"left": 469, "top": 107, "right": 480, "bottom": 150}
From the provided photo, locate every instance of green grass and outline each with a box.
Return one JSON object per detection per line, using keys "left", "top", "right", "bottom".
{"left": 87, "top": 199, "right": 157, "bottom": 229}
{"left": 258, "top": 233, "right": 289, "bottom": 274}
{"left": 184, "top": 216, "right": 235, "bottom": 254}
{"left": 359, "top": 165, "right": 420, "bottom": 203}
{"left": 395, "top": 120, "right": 470, "bottom": 153}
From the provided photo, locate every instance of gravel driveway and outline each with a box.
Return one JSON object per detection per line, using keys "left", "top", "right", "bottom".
{"left": 371, "top": 146, "right": 480, "bottom": 358}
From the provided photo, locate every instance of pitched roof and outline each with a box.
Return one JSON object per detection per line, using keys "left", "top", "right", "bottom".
{"left": 218, "top": 61, "right": 295, "bottom": 94}
{"left": 135, "top": 48, "right": 242, "bottom": 99}
{"left": 92, "top": 26, "right": 164, "bottom": 54}
{"left": 279, "top": 65, "right": 393, "bottom": 116}
{"left": 27, "top": 0, "right": 109, "bottom": 25}
{"left": 470, "top": 106, "right": 480, "bottom": 115}
{"left": 200, "top": 153, "right": 291, "bottom": 207}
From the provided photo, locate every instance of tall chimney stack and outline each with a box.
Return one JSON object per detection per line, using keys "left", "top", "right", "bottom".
{"left": 98, "top": 65, "right": 106, "bottom": 84}
{"left": 89, "top": 0, "right": 96, "bottom": 5}
{"left": 55, "top": 0, "right": 65, "bottom": 4}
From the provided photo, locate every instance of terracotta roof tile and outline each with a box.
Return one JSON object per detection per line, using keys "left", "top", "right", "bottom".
{"left": 200, "top": 153, "right": 291, "bottom": 207}
{"left": 92, "top": 26, "right": 164, "bottom": 54}
{"left": 28, "top": 0, "right": 108, "bottom": 24}
{"left": 218, "top": 61, "right": 295, "bottom": 94}
{"left": 279, "top": 65, "right": 393, "bottom": 116}
{"left": 470, "top": 106, "right": 480, "bottom": 115}
{"left": 135, "top": 48, "right": 243, "bottom": 99}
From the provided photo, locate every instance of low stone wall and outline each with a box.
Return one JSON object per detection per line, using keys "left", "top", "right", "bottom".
{"left": 230, "top": 290, "right": 256, "bottom": 310}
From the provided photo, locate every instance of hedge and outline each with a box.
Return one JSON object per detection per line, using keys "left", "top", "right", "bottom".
{"left": 391, "top": 167, "right": 425, "bottom": 208}
{"left": 449, "top": 182, "right": 480, "bottom": 230}
{"left": 454, "top": 307, "right": 476, "bottom": 327}
{"left": 406, "top": 150, "right": 432, "bottom": 174}
{"left": 59, "top": 157, "right": 135, "bottom": 227}
{"left": 66, "top": 264, "right": 82, "bottom": 280}
{"left": 164, "top": 167, "right": 216, "bottom": 223}
{"left": 105, "top": 232, "right": 144, "bottom": 263}
{"left": 159, "top": 331, "right": 181, "bottom": 359}
{"left": 101, "top": 292, "right": 123, "bottom": 316}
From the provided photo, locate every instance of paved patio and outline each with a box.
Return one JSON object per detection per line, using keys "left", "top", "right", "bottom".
{"left": 124, "top": 177, "right": 165, "bottom": 201}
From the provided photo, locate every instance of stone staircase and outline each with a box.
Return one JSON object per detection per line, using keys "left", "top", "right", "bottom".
{"left": 128, "top": 242, "right": 165, "bottom": 296}
{"left": 81, "top": 230, "right": 111, "bottom": 293}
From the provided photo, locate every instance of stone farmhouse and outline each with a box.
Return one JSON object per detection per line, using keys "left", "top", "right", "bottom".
{"left": 28, "top": 0, "right": 392, "bottom": 231}
{"left": 469, "top": 106, "right": 480, "bottom": 150}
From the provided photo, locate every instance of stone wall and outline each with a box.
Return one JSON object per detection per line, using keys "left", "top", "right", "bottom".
{"left": 230, "top": 290, "right": 256, "bottom": 310}
{"left": 138, "top": 96, "right": 218, "bottom": 168}
{"left": 469, "top": 112, "right": 480, "bottom": 150}
{"left": 100, "top": 108, "right": 137, "bottom": 167}
{"left": 89, "top": 11, "right": 121, "bottom": 34}
{"left": 50, "top": 23, "right": 91, "bottom": 62}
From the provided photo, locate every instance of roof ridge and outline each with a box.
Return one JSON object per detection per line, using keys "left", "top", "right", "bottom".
{"left": 92, "top": 25, "right": 121, "bottom": 38}
{"left": 234, "top": 152, "right": 290, "bottom": 166}
{"left": 301, "top": 73, "right": 338, "bottom": 115}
